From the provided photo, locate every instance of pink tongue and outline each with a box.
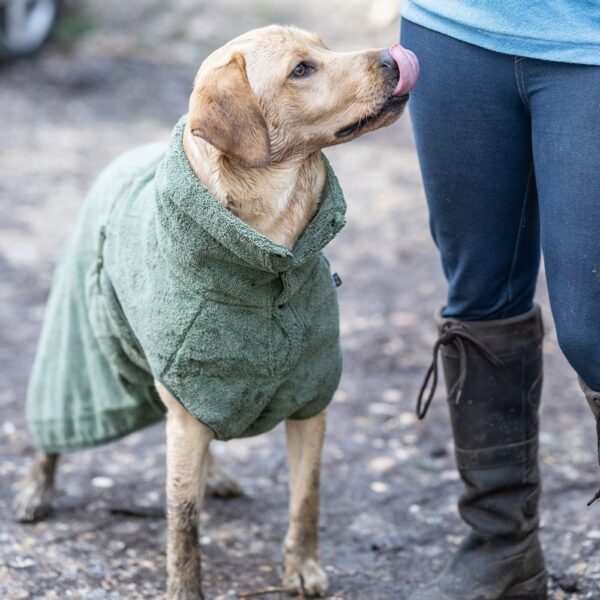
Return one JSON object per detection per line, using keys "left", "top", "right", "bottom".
{"left": 389, "top": 43, "right": 419, "bottom": 96}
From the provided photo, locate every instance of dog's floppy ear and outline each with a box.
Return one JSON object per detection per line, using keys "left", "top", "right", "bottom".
{"left": 189, "top": 53, "right": 271, "bottom": 168}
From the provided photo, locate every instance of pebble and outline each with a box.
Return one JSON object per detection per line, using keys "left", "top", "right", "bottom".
{"left": 8, "top": 557, "right": 36, "bottom": 569}
{"left": 370, "top": 481, "right": 389, "bottom": 494}
{"left": 368, "top": 402, "right": 399, "bottom": 416}
{"left": 382, "top": 388, "right": 404, "bottom": 402}
{"left": 91, "top": 476, "right": 114, "bottom": 488}
{"left": 440, "top": 469, "right": 460, "bottom": 481}
{"left": 2, "top": 421, "right": 16, "bottom": 435}
{"left": 368, "top": 456, "right": 396, "bottom": 474}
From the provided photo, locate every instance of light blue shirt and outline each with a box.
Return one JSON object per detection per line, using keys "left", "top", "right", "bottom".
{"left": 402, "top": 1, "right": 600, "bottom": 65}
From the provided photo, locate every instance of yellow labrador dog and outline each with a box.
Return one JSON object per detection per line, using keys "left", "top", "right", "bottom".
{"left": 14, "top": 25, "right": 418, "bottom": 598}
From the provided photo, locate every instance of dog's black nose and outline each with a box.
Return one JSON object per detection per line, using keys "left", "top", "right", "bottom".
{"left": 377, "top": 50, "right": 399, "bottom": 76}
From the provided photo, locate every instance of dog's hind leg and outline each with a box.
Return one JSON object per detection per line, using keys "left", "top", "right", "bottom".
{"left": 205, "top": 448, "right": 243, "bottom": 498}
{"left": 283, "top": 410, "right": 328, "bottom": 597}
{"left": 156, "top": 381, "right": 212, "bottom": 600}
{"left": 13, "top": 451, "right": 60, "bottom": 522}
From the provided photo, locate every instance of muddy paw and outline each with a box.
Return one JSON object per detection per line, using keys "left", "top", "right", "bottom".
{"left": 167, "top": 587, "right": 204, "bottom": 600}
{"left": 284, "top": 557, "right": 329, "bottom": 597}
{"left": 12, "top": 484, "right": 53, "bottom": 523}
{"left": 205, "top": 469, "right": 244, "bottom": 499}
{"left": 167, "top": 578, "right": 204, "bottom": 600}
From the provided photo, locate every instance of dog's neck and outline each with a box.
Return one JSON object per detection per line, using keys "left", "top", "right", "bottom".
{"left": 183, "top": 126, "right": 325, "bottom": 248}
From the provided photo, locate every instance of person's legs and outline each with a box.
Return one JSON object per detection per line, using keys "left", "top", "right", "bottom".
{"left": 526, "top": 59, "right": 600, "bottom": 498}
{"left": 401, "top": 19, "right": 547, "bottom": 600}
{"left": 402, "top": 21, "right": 540, "bottom": 320}
{"left": 526, "top": 59, "right": 600, "bottom": 391}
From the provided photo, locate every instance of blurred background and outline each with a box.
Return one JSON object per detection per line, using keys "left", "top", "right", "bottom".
{"left": 0, "top": 1, "right": 598, "bottom": 598}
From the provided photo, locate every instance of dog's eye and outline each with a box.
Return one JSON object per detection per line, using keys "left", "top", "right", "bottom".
{"left": 291, "top": 62, "right": 312, "bottom": 78}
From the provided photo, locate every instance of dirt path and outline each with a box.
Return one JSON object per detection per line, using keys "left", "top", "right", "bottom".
{"left": 1, "top": 2, "right": 599, "bottom": 598}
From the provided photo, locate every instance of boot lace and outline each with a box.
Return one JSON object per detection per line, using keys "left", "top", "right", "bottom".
{"left": 416, "top": 323, "right": 504, "bottom": 420}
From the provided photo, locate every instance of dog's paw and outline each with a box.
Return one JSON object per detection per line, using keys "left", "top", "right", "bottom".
{"left": 12, "top": 483, "right": 53, "bottom": 523}
{"left": 167, "top": 578, "right": 204, "bottom": 600}
{"left": 283, "top": 557, "right": 329, "bottom": 597}
{"left": 206, "top": 467, "right": 244, "bottom": 499}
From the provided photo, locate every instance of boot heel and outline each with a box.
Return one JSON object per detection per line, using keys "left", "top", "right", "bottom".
{"left": 504, "top": 570, "right": 547, "bottom": 600}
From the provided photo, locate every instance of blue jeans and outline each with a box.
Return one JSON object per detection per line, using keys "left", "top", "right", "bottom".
{"left": 401, "top": 19, "right": 600, "bottom": 391}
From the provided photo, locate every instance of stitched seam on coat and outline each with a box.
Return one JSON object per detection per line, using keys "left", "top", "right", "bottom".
{"left": 159, "top": 306, "right": 206, "bottom": 378}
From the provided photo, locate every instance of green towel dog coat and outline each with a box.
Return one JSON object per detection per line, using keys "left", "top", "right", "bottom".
{"left": 26, "top": 117, "right": 346, "bottom": 451}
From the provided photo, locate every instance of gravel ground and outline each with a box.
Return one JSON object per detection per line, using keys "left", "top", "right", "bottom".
{"left": 1, "top": 2, "right": 600, "bottom": 599}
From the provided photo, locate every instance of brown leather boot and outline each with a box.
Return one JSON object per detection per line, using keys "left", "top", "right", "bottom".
{"left": 409, "top": 306, "right": 547, "bottom": 600}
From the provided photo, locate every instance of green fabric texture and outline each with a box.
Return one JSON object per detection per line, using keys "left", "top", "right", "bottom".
{"left": 27, "top": 116, "right": 346, "bottom": 450}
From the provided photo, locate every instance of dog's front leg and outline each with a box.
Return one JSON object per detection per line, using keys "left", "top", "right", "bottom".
{"left": 156, "top": 382, "right": 213, "bottom": 600}
{"left": 283, "top": 410, "right": 328, "bottom": 597}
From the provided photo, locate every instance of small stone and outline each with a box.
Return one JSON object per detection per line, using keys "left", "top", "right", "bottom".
{"left": 389, "top": 311, "right": 419, "bottom": 327}
{"left": 333, "top": 390, "right": 348, "bottom": 403}
{"left": 368, "top": 402, "right": 398, "bottom": 416}
{"left": 2, "top": 421, "right": 16, "bottom": 435}
{"left": 555, "top": 574, "right": 580, "bottom": 593}
{"left": 441, "top": 469, "right": 460, "bottom": 481}
{"left": 393, "top": 447, "right": 411, "bottom": 461}
{"left": 403, "top": 433, "right": 418, "bottom": 445}
{"left": 368, "top": 456, "right": 396, "bottom": 474}
{"left": 370, "top": 481, "right": 389, "bottom": 494}
{"left": 108, "top": 540, "right": 126, "bottom": 552}
{"left": 8, "top": 557, "right": 36, "bottom": 569}
{"left": 91, "top": 476, "right": 114, "bottom": 488}
{"left": 398, "top": 412, "right": 417, "bottom": 426}
{"left": 430, "top": 446, "right": 447, "bottom": 458}
{"left": 382, "top": 388, "right": 403, "bottom": 402}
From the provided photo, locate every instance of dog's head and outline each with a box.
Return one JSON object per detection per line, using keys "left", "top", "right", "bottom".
{"left": 188, "top": 25, "right": 418, "bottom": 168}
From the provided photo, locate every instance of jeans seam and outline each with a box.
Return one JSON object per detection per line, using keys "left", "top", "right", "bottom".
{"left": 504, "top": 164, "right": 534, "bottom": 317}
{"left": 513, "top": 57, "right": 530, "bottom": 110}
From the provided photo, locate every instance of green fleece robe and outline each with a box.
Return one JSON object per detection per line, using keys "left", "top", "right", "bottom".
{"left": 26, "top": 117, "right": 346, "bottom": 451}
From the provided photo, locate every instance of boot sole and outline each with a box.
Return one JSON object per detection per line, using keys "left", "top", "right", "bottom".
{"left": 504, "top": 570, "right": 547, "bottom": 600}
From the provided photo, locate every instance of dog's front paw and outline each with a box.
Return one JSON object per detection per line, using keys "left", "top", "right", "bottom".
{"left": 283, "top": 557, "right": 328, "bottom": 597}
{"left": 12, "top": 482, "right": 53, "bottom": 523}
{"left": 167, "top": 578, "right": 204, "bottom": 600}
